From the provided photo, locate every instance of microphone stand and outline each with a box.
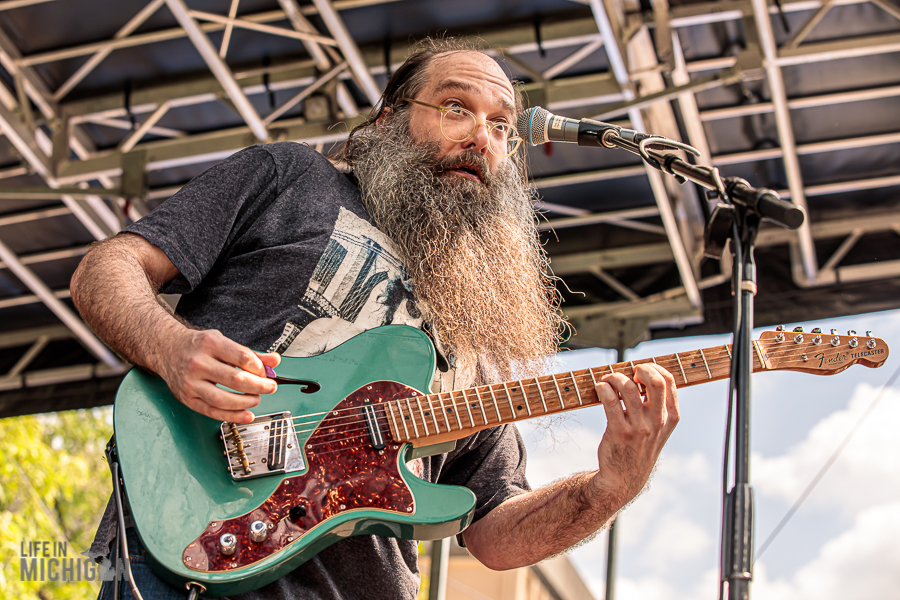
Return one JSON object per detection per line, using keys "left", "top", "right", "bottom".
{"left": 585, "top": 129, "right": 805, "bottom": 600}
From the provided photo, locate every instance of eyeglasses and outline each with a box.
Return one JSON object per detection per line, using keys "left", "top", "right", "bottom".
{"left": 400, "top": 98, "right": 523, "bottom": 157}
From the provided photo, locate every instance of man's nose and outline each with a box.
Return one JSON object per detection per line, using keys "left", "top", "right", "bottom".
{"left": 464, "top": 121, "right": 492, "bottom": 154}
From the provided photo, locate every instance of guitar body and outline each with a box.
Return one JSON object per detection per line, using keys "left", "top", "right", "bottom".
{"left": 114, "top": 325, "right": 476, "bottom": 597}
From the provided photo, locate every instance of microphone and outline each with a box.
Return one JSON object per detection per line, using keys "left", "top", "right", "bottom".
{"left": 517, "top": 106, "right": 655, "bottom": 147}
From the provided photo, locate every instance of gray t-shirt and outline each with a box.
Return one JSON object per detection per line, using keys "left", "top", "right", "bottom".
{"left": 91, "top": 142, "right": 530, "bottom": 599}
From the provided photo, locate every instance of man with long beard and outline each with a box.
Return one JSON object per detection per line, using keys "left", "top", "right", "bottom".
{"left": 72, "top": 38, "right": 678, "bottom": 600}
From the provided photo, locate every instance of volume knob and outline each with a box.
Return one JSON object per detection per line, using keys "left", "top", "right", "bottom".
{"left": 219, "top": 533, "right": 237, "bottom": 556}
{"left": 250, "top": 520, "right": 268, "bottom": 543}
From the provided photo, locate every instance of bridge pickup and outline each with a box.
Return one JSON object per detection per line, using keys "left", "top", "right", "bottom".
{"left": 221, "top": 412, "right": 305, "bottom": 481}
{"left": 363, "top": 400, "right": 385, "bottom": 451}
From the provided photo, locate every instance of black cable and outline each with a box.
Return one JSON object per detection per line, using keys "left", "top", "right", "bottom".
{"left": 755, "top": 361, "right": 900, "bottom": 559}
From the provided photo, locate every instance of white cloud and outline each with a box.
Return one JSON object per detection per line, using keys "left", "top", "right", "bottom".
{"left": 752, "top": 382, "right": 900, "bottom": 516}
{"left": 754, "top": 502, "right": 900, "bottom": 600}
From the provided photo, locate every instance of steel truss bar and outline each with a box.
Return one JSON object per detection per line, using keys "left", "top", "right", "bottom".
{"left": 53, "top": 0, "right": 165, "bottom": 101}
{"left": 702, "top": 84, "right": 900, "bottom": 120}
{"left": 277, "top": 0, "right": 359, "bottom": 117}
{"left": 783, "top": 0, "right": 835, "bottom": 49}
{"left": 188, "top": 10, "right": 338, "bottom": 46}
{"left": 752, "top": 0, "right": 818, "bottom": 283}
{"left": 15, "top": 0, "right": 394, "bottom": 67}
{"left": 0, "top": 325, "right": 72, "bottom": 349}
{"left": 713, "top": 131, "right": 900, "bottom": 165}
{"left": 7, "top": 335, "right": 49, "bottom": 377}
{"left": 311, "top": 0, "right": 381, "bottom": 105}
{"left": 0, "top": 288, "right": 69, "bottom": 309}
{"left": 543, "top": 39, "right": 605, "bottom": 80}
{"left": 0, "top": 246, "right": 87, "bottom": 270}
{"left": 591, "top": 0, "right": 703, "bottom": 309}
{"left": 119, "top": 101, "right": 173, "bottom": 152}
{"left": 0, "top": 237, "right": 122, "bottom": 370}
{"left": 538, "top": 207, "right": 661, "bottom": 231}
{"left": 262, "top": 61, "right": 348, "bottom": 125}
{"left": 777, "top": 32, "right": 900, "bottom": 66}
{"left": 56, "top": 115, "right": 365, "bottom": 183}
{"left": 589, "top": 266, "right": 640, "bottom": 301}
{"left": 165, "top": 0, "right": 268, "bottom": 141}
{"left": 0, "top": 187, "right": 122, "bottom": 199}
{"left": 0, "top": 362, "right": 126, "bottom": 393}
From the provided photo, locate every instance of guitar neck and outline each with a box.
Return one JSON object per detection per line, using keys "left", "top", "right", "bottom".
{"left": 385, "top": 340, "right": 767, "bottom": 447}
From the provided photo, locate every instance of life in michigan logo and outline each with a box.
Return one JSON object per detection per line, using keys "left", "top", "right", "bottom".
{"left": 18, "top": 540, "right": 117, "bottom": 582}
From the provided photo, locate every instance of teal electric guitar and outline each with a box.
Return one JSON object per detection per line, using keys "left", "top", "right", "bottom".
{"left": 113, "top": 325, "right": 888, "bottom": 596}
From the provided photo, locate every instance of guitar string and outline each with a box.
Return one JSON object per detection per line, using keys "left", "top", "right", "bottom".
{"left": 234, "top": 341, "right": 850, "bottom": 449}
{"left": 225, "top": 340, "right": 868, "bottom": 453}
{"left": 237, "top": 340, "right": 814, "bottom": 434}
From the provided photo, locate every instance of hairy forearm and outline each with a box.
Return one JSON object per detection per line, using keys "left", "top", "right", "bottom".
{"left": 70, "top": 235, "right": 187, "bottom": 376}
{"left": 463, "top": 470, "right": 623, "bottom": 570}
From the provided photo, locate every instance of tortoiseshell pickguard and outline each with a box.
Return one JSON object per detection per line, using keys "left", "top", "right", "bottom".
{"left": 183, "top": 381, "right": 422, "bottom": 572}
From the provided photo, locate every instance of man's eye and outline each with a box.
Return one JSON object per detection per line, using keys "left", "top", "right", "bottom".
{"left": 492, "top": 122, "right": 511, "bottom": 134}
{"left": 446, "top": 107, "right": 468, "bottom": 117}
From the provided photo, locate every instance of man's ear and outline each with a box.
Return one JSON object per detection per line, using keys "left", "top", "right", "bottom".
{"left": 375, "top": 106, "right": 391, "bottom": 132}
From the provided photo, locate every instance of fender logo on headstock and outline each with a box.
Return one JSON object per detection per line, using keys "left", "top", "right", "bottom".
{"left": 814, "top": 351, "right": 848, "bottom": 368}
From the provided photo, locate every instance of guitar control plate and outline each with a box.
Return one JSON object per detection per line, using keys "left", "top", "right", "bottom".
{"left": 221, "top": 412, "right": 305, "bottom": 481}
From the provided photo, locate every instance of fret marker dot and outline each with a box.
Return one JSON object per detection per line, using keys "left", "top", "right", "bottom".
{"left": 517, "top": 405, "right": 523, "bottom": 411}
{"left": 446, "top": 408, "right": 453, "bottom": 413}
{"left": 691, "top": 363, "right": 696, "bottom": 368}
{"left": 564, "top": 387, "right": 570, "bottom": 391}
{"left": 404, "top": 416, "right": 410, "bottom": 420}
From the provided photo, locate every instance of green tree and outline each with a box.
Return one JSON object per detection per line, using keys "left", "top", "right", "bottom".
{"left": 0, "top": 407, "right": 113, "bottom": 599}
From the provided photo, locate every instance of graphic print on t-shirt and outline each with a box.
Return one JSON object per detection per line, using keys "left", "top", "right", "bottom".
{"left": 268, "top": 207, "right": 423, "bottom": 358}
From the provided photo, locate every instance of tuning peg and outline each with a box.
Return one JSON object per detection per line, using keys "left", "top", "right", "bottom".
{"left": 866, "top": 331, "right": 873, "bottom": 337}
{"left": 811, "top": 327, "right": 822, "bottom": 334}
{"left": 830, "top": 329, "right": 838, "bottom": 335}
{"left": 847, "top": 330, "right": 859, "bottom": 348}
{"left": 793, "top": 326, "right": 804, "bottom": 332}
{"left": 776, "top": 325, "right": 784, "bottom": 332}
{"left": 848, "top": 330, "right": 856, "bottom": 335}
{"left": 867, "top": 332, "right": 877, "bottom": 348}
{"left": 813, "top": 331, "right": 822, "bottom": 345}
{"left": 831, "top": 331, "right": 841, "bottom": 346}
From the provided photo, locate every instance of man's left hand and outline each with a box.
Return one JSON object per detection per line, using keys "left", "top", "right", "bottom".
{"left": 591, "top": 364, "right": 679, "bottom": 507}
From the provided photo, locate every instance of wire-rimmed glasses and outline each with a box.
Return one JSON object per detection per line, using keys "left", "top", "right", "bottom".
{"left": 400, "top": 98, "right": 522, "bottom": 157}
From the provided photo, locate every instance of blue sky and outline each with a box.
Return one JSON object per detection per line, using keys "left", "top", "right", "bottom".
{"left": 520, "top": 308, "right": 900, "bottom": 599}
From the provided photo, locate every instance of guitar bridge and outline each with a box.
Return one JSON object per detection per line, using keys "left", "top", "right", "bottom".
{"left": 220, "top": 412, "right": 305, "bottom": 481}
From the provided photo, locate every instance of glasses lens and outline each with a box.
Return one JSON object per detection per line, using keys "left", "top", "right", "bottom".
{"left": 488, "top": 123, "right": 520, "bottom": 157}
{"left": 441, "top": 108, "right": 477, "bottom": 142}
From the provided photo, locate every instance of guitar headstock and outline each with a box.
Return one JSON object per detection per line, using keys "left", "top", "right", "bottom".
{"left": 757, "top": 327, "right": 889, "bottom": 375}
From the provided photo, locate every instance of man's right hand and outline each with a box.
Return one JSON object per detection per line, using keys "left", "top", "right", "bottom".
{"left": 159, "top": 328, "right": 282, "bottom": 424}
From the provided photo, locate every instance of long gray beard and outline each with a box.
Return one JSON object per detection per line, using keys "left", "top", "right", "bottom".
{"left": 347, "top": 116, "right": 562, "bottom": 382}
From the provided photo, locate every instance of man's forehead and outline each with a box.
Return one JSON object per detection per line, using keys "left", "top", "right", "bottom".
{"left": 424, "top": 51, "right": 516, "bottom": 114}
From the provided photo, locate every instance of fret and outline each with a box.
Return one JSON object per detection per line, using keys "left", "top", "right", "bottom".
{"left": 487, "top": 386, "right": 502, "bottom": 421}
{"left": 609, "top": 365, "right": 615, "bottom": 375}
{"left": 386, "top": 401, "right": 401, "bottom": 439}
{"left": 674, "top": 352, "right": 688, "bottom": 384}
{"left": 534, "top": 377, "right": 548, "bottom": 413}
{"left": 726, "top": 345, "right": 732, "bottom": 360}
{"left": 426, "top": 395, "right": 441, "bottom": 433}
{"left": 404, "top": 398, "right": 420, "bottom": 438}
{"left": 473, "top": 387, "right": 489, "bottom": 424}
{"left": 588, "top": 368, "right": 599, "bottom": 387}
{"left": 448, "top": 392, "right": 463, "bottom": 430}
{"left": 436, "top": 392, "right": 453, "bottom": 432}
{"left": 415, "top": 396, "right": 429, "bottom": 436}
{"left": 699, "top": 349, "right": 712, "bottom": 379}
{"left": 652, "top": 357, "right": 657, "bottom": 364}
{"left": 503, "top": 382, "right": 516, "bottom": 419}
{"left": 460, "top": 389, "right": 476, "bottom": 427}
{"left": 396, "top": 400, "right": 411, "bottom": 439}
{"left": 570, "top": 372, "right": 583, "bottom": 405}
{"left": 551, "top": 373, "right": 565, "bottom": 408}
{"left": 516, "top": 381, "right": 533, "bottom": 416}
{"left": 629, "top": 361, "right": 635, "bottom": 375}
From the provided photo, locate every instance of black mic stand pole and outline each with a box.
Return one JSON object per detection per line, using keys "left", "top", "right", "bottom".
{"left": 582, "top": 130, "right": 805, "bottom": 600}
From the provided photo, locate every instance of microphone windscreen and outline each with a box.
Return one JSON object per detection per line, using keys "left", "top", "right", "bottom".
{"left": 518, "top": 106, "right": 550, "bottom": 145}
